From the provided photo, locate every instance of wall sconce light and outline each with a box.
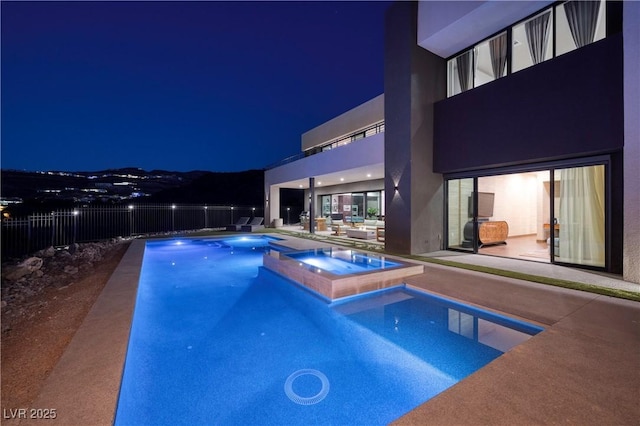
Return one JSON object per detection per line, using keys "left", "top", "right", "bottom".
{"left": 394, "top": 185, "right": 399, "bottom": 192}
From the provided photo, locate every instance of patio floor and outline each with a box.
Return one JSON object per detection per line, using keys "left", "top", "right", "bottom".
{"left": 20, "top": 233, "right": 640, "bottom": 425}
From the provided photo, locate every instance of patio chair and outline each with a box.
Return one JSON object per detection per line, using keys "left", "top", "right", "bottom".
{"left": 226, "top": 216, "right": 250, "bottom": 231}
{"left": 331, "top": 220, "right": 349, "bottom": 236}
{"left": 240, "top": 217, "right": 265, "bottom": 232}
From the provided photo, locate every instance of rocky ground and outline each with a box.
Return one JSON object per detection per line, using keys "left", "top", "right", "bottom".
{"left": 1, "top": 239, "right": 131, "bottom": 413}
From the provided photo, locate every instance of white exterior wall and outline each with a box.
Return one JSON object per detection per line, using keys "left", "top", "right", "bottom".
{"left": 301, "top": 95, "right": 384, "bottom": 152}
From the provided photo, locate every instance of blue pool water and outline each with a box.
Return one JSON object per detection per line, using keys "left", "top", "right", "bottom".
{"left": 115, "top": 237, "right": 542, "bottom": 425}
{"left": 284, "top": 248, "right": 400, "bottom": 275}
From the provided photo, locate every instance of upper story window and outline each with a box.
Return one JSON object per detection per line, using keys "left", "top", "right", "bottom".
{"left": 314, "top": 121, "right": 384, "bottom": 155}
{"left": 447, "top": 0, "right": 606, "bottom": 97}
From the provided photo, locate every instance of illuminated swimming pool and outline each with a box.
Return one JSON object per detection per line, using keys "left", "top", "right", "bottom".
{"left": 285, "top": 248, "right": 400, "bottom": 275}
{"left": 115, "top": 237, "right": 542, "bottom": 425}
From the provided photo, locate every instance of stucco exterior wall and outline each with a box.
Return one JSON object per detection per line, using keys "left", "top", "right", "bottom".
{"left": 623, "top": 1, "right": 640, "bottom": 284}
{"left": 384, "top": 1, "right": 446, "bottom": 255}
{"left": 301, "top": 94, "right": 384, "bottom": 152}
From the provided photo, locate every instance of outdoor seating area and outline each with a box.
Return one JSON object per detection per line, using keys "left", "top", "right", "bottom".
{"left": 240, "top": 217, "right": 264, "bottom": 232}
{"left": 226, "top": 216, "right": 250, "bottom": 231}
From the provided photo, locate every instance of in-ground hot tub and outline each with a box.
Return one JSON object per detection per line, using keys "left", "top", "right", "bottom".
{"left": 263, "top": 247, "right": 424, "bottom": 300}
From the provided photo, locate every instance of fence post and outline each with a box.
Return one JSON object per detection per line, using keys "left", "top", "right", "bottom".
{"left": 128, "top": 205, "right": 134, "bottom": 236}
{"left": 73, "top": 210, "right": 78, "bottom": 243}
{"left": 28, "top": 216, "right": 32, "bottom": 253}
{"left": 51, "top": 212, "right": 56, "bottom": 247}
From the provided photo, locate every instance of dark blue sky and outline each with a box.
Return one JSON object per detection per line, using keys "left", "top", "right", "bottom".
{"left": 1, "top": 1, "right": 391, "bottom": 172}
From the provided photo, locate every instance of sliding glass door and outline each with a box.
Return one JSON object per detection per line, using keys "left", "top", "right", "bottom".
{"left": 555, "top": 164, "right": 605, "bottom": 267}
{"left": 445, "top": 162, "right": 606, "bottom": 269}
{"left": 447, "top": 178, "right": 475, "bottom": 251}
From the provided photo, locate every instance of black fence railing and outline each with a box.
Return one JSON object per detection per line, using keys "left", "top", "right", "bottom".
{"left": 1, "top": 203, "right": 265, "bottom": 260}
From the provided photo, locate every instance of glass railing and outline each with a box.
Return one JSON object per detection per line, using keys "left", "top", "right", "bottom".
{"left": 266, "top": 121, "right": 385, "bottom": 169}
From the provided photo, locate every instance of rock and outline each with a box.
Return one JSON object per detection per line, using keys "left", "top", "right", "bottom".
{"left": 34, "top": 246, "right": 54, "bottom": 258}
{"left": 68, "top": 243, "right": 80, "bottom": 255}
{"left": 63, "top": 265, "right": 79, "bottom": 275}
{"left": 3, "top": 257, "right": 43, "bottom": 281}
{"left": 1, "top": 300, "right": 6, "bottom": 309}
{"left": 20, "top": 257, "right": 43, "bottom": 272}
{"left": 56, "top": 251, "right": 72, "bottom": 260}
{"left": 79, "top": 246, "right": 102, "bottom": 262}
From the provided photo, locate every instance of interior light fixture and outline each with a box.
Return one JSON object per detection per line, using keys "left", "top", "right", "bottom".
{"left": 340, "top": 178, "right": 344, "bottom": 182}
{"left": 366, "top": 173, "right": 372, "bottom": 178}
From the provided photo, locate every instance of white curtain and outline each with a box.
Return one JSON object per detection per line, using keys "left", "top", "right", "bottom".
{"left": 558, "top": 165, "right": 605, "bottom": 266}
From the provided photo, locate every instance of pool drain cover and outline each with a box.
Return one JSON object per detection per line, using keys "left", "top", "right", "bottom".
{"left": 284, "top": 369, "right": 330, "bottom": 405}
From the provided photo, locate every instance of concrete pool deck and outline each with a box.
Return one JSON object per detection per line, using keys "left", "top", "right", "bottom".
{"left": 21, "top": 235, "right": 640, "bottom": 425}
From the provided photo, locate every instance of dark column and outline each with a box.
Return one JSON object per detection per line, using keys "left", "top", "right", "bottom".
{"left": 384, "top": 1, "right": 446, "bottom": 255}
{"left": 309, "top": 177, "right": 315, "bottom": 234}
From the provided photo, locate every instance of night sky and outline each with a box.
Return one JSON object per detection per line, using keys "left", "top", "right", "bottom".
{"left": 1, "top": 1, "right": 391, "bottom": 173}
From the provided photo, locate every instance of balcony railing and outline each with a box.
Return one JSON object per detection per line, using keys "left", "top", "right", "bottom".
{"left": 266, "top": 121, "right": 384, "bottom": 170}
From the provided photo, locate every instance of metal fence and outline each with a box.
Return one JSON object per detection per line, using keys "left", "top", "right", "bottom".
{"left": 1, "top": 203, "right": 265, "bottom": 260}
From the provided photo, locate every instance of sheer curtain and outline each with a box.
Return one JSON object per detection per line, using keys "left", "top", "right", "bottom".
{"left": 525, "top": 11, "right": 551, "bottom": 65}
{"left": 489, "top": 33, "right": 507, "bottom": 79}
{"left": 564, "top": 0, "right": 601, "bottom": 48}
{"left": 558, "top": 165, "right": 605, "bottom": 266}
{"left": 456, "top": 50, "right": 473, "bottom": 92}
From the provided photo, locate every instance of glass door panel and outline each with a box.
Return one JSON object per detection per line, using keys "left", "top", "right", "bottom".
{"left": 447, "top": 178, "right": 475, "bottom": 251}
{"left": 351, "top": 193, "right": 365, "bottom": 224}
{"left": 555, "top": 165, "right": 605, "bottom": 267}
{"left": 366, "top": 192, "right": 381, "bottom": 219}
{"left": 321, "top": 195, "right": 331, "bottom": 217}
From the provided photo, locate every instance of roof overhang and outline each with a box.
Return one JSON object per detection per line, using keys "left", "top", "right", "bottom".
{"left": 417, "top": 0, "right": 554, "bottom": 58}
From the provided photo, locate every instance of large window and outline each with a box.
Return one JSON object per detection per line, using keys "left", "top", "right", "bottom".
{"left": 512, "top": 9, "right": 554, "bottom": 72}
{"left": 447, "top": 0, "right": 606, "bottom": 97}
{"left": 323, "top": 191, "right": 383, "bottom": 222}
{"left": 556, "top": 0, "right": 606, "bottom": 56}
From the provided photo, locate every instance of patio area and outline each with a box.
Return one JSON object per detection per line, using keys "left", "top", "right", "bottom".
{"left": 276, "top": 224, "right": 385, "bottom": 249}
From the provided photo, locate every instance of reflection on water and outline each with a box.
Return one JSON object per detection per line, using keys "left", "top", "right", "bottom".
{"left": 334, "top": 288, "right": 542, "bottom": 379}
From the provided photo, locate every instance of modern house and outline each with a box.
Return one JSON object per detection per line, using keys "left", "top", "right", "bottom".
{"left": 265, "top": 95, "right": 385, "bottom": 232}
{"left": 265, "top": 0, "right": 639, "bottom": 285}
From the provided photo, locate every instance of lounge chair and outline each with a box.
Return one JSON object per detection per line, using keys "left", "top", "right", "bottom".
{"left": 226, "top": 217, "right": 250, "bottom": 231}
{"left": 240, "top": 217, "right": 264, "bottom": 232}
